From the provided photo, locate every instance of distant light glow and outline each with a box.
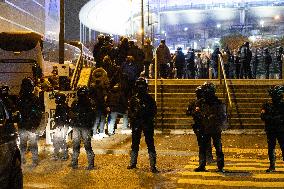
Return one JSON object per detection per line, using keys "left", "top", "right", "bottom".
{"left": 260, "top": 20, "right": 264, "bottom": 27}
{"left": 217, "top": 24, "right": 221, "bottom": 28}
{"left": 79, "top": 0, "right": 282, "bottom": 35}
{"left": 184, "top": 27, "right": 188, "bottom": 31}
{"left": 79, "top": 0, "right": 133, "bottom": 35}
{"left": 274, "top": 15, "right": 280, "bottom": 20}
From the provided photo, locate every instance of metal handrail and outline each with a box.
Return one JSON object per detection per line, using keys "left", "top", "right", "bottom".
{"left": 281, "top": 54, "right": 284, "bottom": 79}
{"left": 154, "top": 49, "right": 157, "bottom": 101}
{"left": 70, "top": 54, "right": 83, "bottom": 90}
{"left": 218, "top": 54, "right": 232, "bottom": 108}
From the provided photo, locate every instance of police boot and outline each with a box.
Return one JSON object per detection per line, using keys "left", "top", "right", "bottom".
{"left": 127, "top": 151, "right": 138, "bottom": 169}
{"left": 62, "top": 150, "right": 69, "bottom": 161}
{"left": 267, "top": 152, "right": 276, "bottom": 173}
{"left": 149, "top": 152, "right": 159, "bottom": 173}
{"left": 266, "top": 160, "right": 276, "bottom": 173}
{"left": 86, "top": 153, "right": 95, "bottom": 170}
{"left": 69, "top": 158, "right": 78, "bottom": 169}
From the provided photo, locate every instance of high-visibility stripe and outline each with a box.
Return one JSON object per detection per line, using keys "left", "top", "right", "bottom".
{"left": 180, "top": 172, "right": 223, "bottom": 177}
{"left": 189, "top": 157, "right": 279, "bottom": 163}
{"left": 180, "top": 171, "right": 284, "bottom": 179}
{"left": 178, "top": 178, "right": 284, "bottom": 187}
{"left": 184, "top": 164, "right": 284, "bottom": 171}
{"left": 188, "top": 161, "right": 284, "bottom": 166}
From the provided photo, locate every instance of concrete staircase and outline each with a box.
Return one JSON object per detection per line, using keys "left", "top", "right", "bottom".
{"left": 148, "top": 79, "right": 284, "bottom": 130}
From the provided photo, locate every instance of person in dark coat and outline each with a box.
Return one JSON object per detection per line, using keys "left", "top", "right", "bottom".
{"left": 252, "top": 49, "right": 259, "bottom": 79}
{"left": 261, "top": 85, "right": 284, "bottom": 172}
{"left": 239, "top": 42, "right": 252, "bottom": 79}
{"left": 211, "top": 48, "right": 221, "bottom": 79}
{"left": 264, "top": 48, "right": 272, "bottom": 79}
{"left": 174, "top": 47, "right": 185, "bottom": 79}
{"left": 127, "top": 77, "right": 159, "bottom": 173}
{"left": 17, "top": 77, "right": 43, "bottom": 167}
{"left": 193, "top": 82, "right": 227, "bottom": 173}
{"left": 52, "top": 92, "right": 70, "bottom": 160}
{"left": 69, "top": 86, "right": 95, "bottom": 170}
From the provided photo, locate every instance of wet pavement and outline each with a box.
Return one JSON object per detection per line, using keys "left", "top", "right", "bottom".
{"left": 22, "top": 130, "right": 284, "bottom": 189}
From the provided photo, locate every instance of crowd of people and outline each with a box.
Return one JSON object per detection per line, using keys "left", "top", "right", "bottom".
{"left": 169, "top": 42, "right": 284, "bottom": 80}
{"left": 89, "top": 34, "right": 284, "bottom": 80}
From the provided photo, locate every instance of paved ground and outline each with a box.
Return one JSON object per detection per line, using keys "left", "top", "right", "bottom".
{"left": 22, "top": 130, "right": 284, "bottom": 189}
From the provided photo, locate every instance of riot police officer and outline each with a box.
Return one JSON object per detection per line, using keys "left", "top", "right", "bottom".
{"left": 70, "top": 86, "right": 95, "bottom": 170}
{"left": 0, "top": 85, "right": 16, "bottom": 120}
{"left": 261, "top": 85, "right": 284, "bottom": 172}
{"left": 194, "top": 82, "right": 226, "bottom": 172}
{"left": 186, "top": 85, "right": 214, "bottom": 164}
{"left": 17, "top": 77, "right": 43, "bottom": 166}
{"left": 127, "top": 77, "right": 159, "bottom": 173}
{"left": 53, "top": 92, "right": 70, "bottom": 160}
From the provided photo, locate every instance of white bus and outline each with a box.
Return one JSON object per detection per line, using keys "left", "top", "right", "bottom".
{"left": 0, "top": 31, "right": 94, "bottom": 95}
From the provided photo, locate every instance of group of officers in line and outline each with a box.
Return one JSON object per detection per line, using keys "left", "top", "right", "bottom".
{"left": 186, "top": 82, "right": 284, "bottom": 173}
{"left": 1, "top": 75, "right": 284, "bottom": 174}
{"left": 1, "top": 76, "right": 158, "bottom": 173}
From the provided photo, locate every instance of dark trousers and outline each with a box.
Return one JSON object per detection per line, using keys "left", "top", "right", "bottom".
{"left": 235, "top": 64, "right": 241, "bottom": 79}
{"left": 240, "top": 60, "right": 252, "bottom": 79}
{"left": 176, "top": 66, "right": 184, "bottom": 79}
{"left": 195, "top": 130, "right": 213, "bottom": 161}
{"left": 265, "top": 64, "right": 270, "bottom": 79}
{"left": 266, "top": 132, "right": 284, "bottom": 166}
{"left": 159, "top": 64, "right": 168, "bottom": 78}
{"left": 278, "top": 61, "right": 282, "bottom": 79}
{"left": 199, "top": 132, "right": 224, "bottom": 169}
{"left": 144, "top": 61, "right": 151, "bottom": 78}
{"left": 131, "top": 121, "right": 156, "bottom": 155}
{"left": 72, "top": 127, "right": 94, "bottom": 161}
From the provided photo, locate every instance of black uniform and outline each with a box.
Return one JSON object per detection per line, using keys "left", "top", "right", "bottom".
{"left": 17, "top": 78, "right": 43, "bottom": 166}
{"left": 261, "top": 85, "right": 284, "bottom": 172}
{"left": 53, "top": 93, "right": 70, "bottom": 160}
{"left": 70, "top": 86, "right": 95, "bottom": 170}
{"left": 186, "top": 86, "right": 214, "bottom": 163}
{"left": 194, "top": 83, "right": 227, "bottom": 172}
{"left": 127, "top": 78, "right": 158, "bottom": 173}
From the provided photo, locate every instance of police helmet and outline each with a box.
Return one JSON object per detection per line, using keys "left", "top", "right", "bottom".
{"left": 268, "top": 85, "right": 284, "bottom": 99}
{"left": 135, "top": 77, "right": 148, "bottom": 93}
{"left": 55, "top": 92, "right": 66, "bottom": 104}
{"left": 21, "top": 77, "right": 34, "bottom": 94}
{"left": 77, "top": 86, "right": 89, "bottom": 98}
{"left": 202, "top": 82, "right": 216, "bottom": 95}
{"left": 195, "top": 86, "right": 204, "bottom": 99}
{"left": 0, "top": 85, "right": 9, "bottom": 97}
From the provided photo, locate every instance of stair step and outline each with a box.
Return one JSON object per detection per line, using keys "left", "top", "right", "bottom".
{"left": 148, "top": 79, "right": 283, "bottom": 130}
{"left": 154, "top": 123, "right": 265, "bottom": 130}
